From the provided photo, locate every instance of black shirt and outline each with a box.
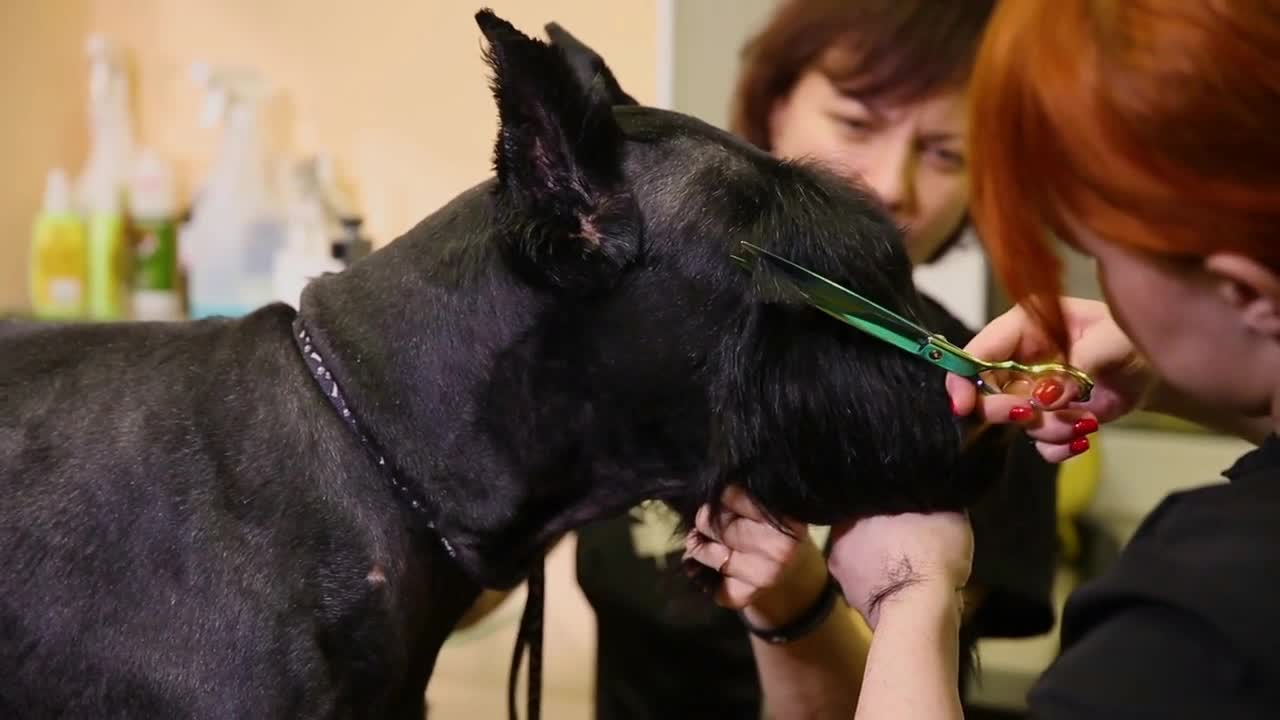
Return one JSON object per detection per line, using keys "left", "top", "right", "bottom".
{"left": 577, "top": 295, "right": 1060, "bottom": 719}
{"left": 1030, "top": 434, "right": 1280, "bottom": 719}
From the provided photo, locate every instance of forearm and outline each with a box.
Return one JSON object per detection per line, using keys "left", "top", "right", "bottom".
{"left": 750, "top": 587, "right": 983, "bottom": 719}
{"left": 855, "top": 587, "right": 964, "bottom": 720}
{"left": 751, "top": 603, "right": 869, "bottom": 719}
{"left": 738, "top": 538, "right": 868, "bottom": 719}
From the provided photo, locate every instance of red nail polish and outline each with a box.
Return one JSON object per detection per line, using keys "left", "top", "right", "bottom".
{"left": 1033, "top": 380, "right": 1065, "bottom": 407}
{"left": 1070, "top": 437, "right": 1090, "bottom": 455}
{"left": 1073, "top": 418, "right": 1099, "bottom": 437}
{"left": 1009, "top": 406, "right": 1034, "bottom": 422}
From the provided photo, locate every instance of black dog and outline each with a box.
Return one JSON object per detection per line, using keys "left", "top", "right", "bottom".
{"left": 0, "top": 11, "right": 978, "bottom": 719}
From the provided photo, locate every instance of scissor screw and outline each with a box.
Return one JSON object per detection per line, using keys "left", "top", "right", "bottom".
{"left": 928, "top": 349, "right": 943, "bottom": 361}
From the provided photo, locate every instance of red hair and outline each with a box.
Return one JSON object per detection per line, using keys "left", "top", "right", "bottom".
{"left": 971, "top": 0, "right": 1280, "bottom": 348}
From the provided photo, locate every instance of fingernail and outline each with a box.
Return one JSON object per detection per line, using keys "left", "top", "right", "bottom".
{"left": 1073, "top": 418, "right": 1099, "bottom": 437}
{"left": 1033, "top": 380, "right": 1065, "bottom": 407}
{"left": 1009, "top": 406, "right": 1034, "bottom": 422}
{"left": 1069, "top": 437, "right": 1090, "bottom": 455}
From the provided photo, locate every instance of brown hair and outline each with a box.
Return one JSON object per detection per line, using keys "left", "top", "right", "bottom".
{"left": 971, "top": 0, "right": 1280, "bottom": 349}
{"left": 732, "top": 0, "right": 997, "bottom": 150}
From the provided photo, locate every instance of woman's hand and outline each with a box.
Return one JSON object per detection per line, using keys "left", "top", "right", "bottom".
{"left": 684, "top": 486, "right": 829, "bottom": 630}
{"left": 827, "top": 512, "right": 972, "bottom": 630}
{"left": 946, "top": 297, "right": 1156, "bottom": 462}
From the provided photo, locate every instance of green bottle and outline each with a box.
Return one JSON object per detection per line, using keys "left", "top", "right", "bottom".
{"left": 128, "top": 149, "right": 182, "bottom": 321}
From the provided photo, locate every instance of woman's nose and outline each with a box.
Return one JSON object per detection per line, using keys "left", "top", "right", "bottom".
{"left": 863, "top": 142, "right": 915, "bottom": 216}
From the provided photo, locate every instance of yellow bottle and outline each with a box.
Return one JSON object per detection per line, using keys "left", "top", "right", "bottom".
{"left": 30, "top": 168, "right": 89, "bottom": 319}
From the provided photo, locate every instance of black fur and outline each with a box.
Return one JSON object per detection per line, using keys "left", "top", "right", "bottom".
{"left": 0, "top": 10, "right": 978, "bottom": 718}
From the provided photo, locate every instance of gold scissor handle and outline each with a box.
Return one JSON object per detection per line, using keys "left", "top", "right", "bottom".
{"left": 975, "top": 360, "right": 1095, "bottom": 404}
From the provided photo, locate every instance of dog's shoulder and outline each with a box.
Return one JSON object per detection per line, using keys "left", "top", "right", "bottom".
{"left": 1, "top": 305, "right": 295, "bottom": 388}
{"left": 0, "top": 305, "right": 303, "bottom": 481}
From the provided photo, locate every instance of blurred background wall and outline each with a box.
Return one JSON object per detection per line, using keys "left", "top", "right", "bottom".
{"left": 0, "top": 0, "right": 657, "bottom": 311}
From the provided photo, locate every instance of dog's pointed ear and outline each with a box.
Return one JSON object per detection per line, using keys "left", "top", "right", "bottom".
{"left": 476, "top": 10, "right": 640, "bottom": 292}
{"left": 544, "top": 22, "right": 638, "bottom": 106}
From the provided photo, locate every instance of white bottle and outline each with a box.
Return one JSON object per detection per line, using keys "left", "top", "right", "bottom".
{"left": 77, "top": 34, "right": 136, "bottom": 320}
{"left": 76, "top": 34, "right": 134, "bottom": 217}
{"left": 272, "top": 158, "right": 344, "bottom": 309}
{"left": 182, "top": 64, "right": 286, "bottom": 319}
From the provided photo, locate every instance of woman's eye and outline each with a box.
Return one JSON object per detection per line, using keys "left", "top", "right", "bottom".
{"left": 829, "top": 112, "right": 874, "bottom": 135}
{"left": 927, "top": 146, "right": 967, "bottom": 173}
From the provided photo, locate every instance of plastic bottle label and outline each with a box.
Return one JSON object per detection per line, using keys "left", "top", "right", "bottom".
{"left": 131, "top": 217, "right": 177, "bottom": 291}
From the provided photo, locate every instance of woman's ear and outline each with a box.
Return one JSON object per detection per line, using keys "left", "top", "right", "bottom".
{"left": 1205, "top": 253, "right": 1280, "bottom": 337}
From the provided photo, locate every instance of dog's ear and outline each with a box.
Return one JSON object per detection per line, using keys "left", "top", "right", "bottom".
{"left": 544, "top": 22, "right": 638, "bottom": 106}
{"left": 476, "top": 10, "right": 640, "bottom": 292}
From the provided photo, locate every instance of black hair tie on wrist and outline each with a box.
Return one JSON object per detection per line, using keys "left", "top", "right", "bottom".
{"left": 739, "top": 575, "right": 841, "bottom": 645}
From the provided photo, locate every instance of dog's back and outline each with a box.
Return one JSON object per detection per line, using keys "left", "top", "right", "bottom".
{"left": 0, "top": 308, "right": 474, "bottom": 718}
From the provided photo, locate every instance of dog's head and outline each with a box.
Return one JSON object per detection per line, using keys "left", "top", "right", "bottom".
{"left": 304, "top": 11, "right": 977, "bottom": 587}
{"left": 485, "top": 10, "right": 980, "bottom": 560}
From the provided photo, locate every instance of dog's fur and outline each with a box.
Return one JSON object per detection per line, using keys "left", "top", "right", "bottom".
{"left": 0, "top": 11, "right": 981, "bottom": 718}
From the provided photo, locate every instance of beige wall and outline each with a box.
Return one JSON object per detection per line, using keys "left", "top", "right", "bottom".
{"left": 0, "top": 1, "right": 91, "bottom": 310}
{"left": 1, "top": 0, "right": 657, "bottom": 311}
{"left": 670, "top": 0, "right": 775, "bottom": 128}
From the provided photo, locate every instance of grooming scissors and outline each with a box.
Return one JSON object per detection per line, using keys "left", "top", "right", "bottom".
{"left": 731, "top": 241, "right": 1094, "bottom": 402}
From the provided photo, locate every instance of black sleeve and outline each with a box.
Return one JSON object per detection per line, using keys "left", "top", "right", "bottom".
{"left": 1029, "top": 468, "right": 1280, "bottom": 717}
{"left": 1030, "top": 604, "right": 1264, "bottom": 719}
{"left": 962, "top": 427, "right": 1058, "bottom": 637}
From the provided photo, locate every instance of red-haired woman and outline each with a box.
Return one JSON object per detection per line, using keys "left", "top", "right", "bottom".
{"left": 809, "top": 1, "right": 1280, "bottom": 717}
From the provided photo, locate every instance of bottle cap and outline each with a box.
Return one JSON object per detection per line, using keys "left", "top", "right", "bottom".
{"left": 43, "top": 168, "right": 74, "bottom": 214}
{"left": 128, "top": 148, "right": 177, "bottom": 219}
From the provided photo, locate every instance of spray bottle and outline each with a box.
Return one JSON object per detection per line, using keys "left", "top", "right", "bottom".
{"left": 182, "top": 64, "right": 285, "bottom": 319}
{"left": 272, "top": 157, "right": 344, "bottom": 309}
{"left": 77, "top": 34, "right": 135, "bottom": 320}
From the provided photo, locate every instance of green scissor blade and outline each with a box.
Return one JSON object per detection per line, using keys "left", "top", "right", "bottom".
{"left": 735, "top": 242, "right": 987, "bottom": 377}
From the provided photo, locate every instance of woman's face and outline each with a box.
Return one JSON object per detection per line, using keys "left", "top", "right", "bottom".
{"left": 1075, "top": 225, "right": 1280, "bottom": 417}
{"left": 768, "top": 66, "right": 970, "bottom": 266}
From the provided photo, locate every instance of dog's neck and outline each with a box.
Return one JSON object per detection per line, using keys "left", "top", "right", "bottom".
{"left": 290, "top": 316, "right": 460, "bottom": 559}
{"left": 293, "top": 183, "right": 699, "bottom": 588}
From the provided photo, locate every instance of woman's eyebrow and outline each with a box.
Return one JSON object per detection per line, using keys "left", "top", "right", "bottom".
{"left": 917, "top": 130, "right": 963, "bottom": 144}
